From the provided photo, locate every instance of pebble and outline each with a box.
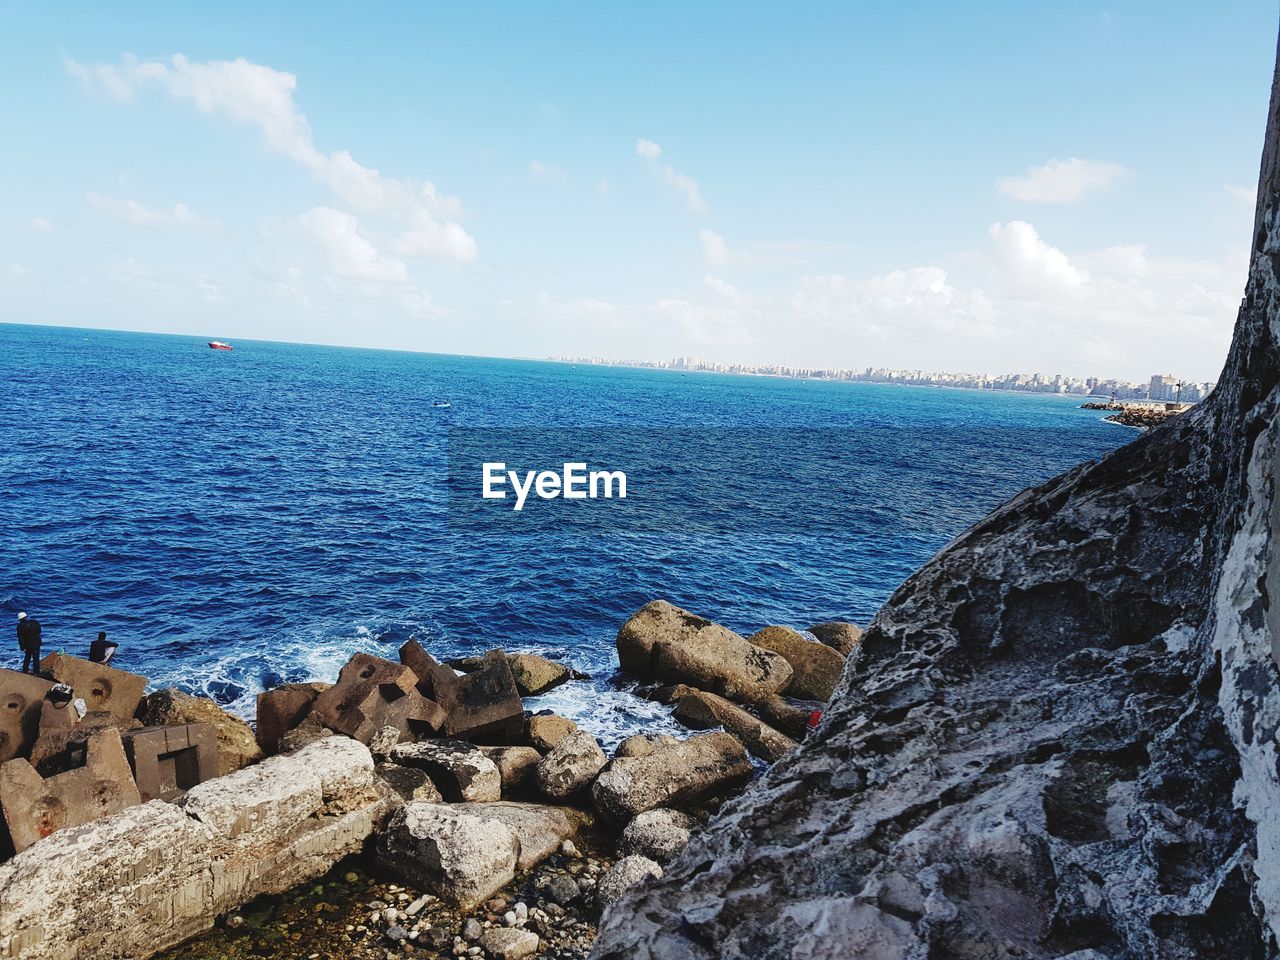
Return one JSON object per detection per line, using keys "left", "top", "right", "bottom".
{"left": 405, "top": 895, "right": 430, "bottom": 916}
{"left": 385, "top": 925, "right": 409, "bottom": 942}
{"left": 462, "top": 918, "right": 483, "bottom": 940}
{"left": 514, "top": 902, "right": 528, "bottom": 921}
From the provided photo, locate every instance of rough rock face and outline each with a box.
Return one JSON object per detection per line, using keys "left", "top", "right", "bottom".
{"left": 807, "top": 621, "right": 863, "bottom": 657}
{"left": 390, "top": 740, "right": 502, "bottom": 802}
{"left": 138, "top": 687, "right": 264, "bottom": 775}
{"left": 618, "top": 809, "right": 697, "bottom": 864}
{"left": 596, "top": 855, "right": 663, "bottom": 909}
{"left": 593, "top": 41, "right": 1280, "bottom": 960}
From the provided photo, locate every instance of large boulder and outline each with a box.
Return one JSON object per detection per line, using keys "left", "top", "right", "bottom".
{"left": 746, "top": 626, "right": 845, "bottom": 702}
{"left": 536, "top": 730, "right": 606, "bottom": 800}
{"left": 390, "top": 740, "right": 502, "bottom": 802}
{"left": 506, "top": 653, "right": 571, "bottom": 697}
{"left": 614, "top": 733, "right": 679, "bottom": 758}
{"left": 756, "top": 694, "right": 821, "bottom": 740}
{"left": 375, "top": 762, "right": 444, "bottom": 803}
{"left": 451, "top": 801, "right": 581, "bottom": 870}
{"left": 616, "top": 600, "right": 792, "bottom": 704}
{"left": 807, "top": 621, "right": 863, "bottom": 657}
{"left": 0, "top": 736, "right": 388, "bottom": 959}
{"left": 479, "top": 745, "right": 542, "bottom": 794}
{"left": 591, "top": 732, "right": 752, "bottom": 821}
{"left": 526, "top": 714, "right": 578, "bottom": 752}
{"left": 596, "top": 855, "right": 663, "bottom": 909}
{"left": 376, "top": 801, "right": 519, "bottom": 907}
{"left": 591, "top": 46, "right": 1280, "bottom": 958}
{"left": 671, "top": 688, "right": 796, "bottom": 762}
{"left": 138, "top": 688, "right": 264, "bottom": 775}
{"left": 617, "top": 808, "right": 698, "bottom": 865}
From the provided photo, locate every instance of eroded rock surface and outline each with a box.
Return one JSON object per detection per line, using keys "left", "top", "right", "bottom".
{"left": 594, "top": 42, "right": 1280, "bottom": 960}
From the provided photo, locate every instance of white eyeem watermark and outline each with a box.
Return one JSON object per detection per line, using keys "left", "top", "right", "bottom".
{"left": 482, "top": 462, "right": 627, "bottom": 511}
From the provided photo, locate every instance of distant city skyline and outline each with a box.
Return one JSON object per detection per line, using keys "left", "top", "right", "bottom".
{"left": 548, "top": 354, "right": 1217, "bottom": 402}
{"left": 1, "top": 3, "right": 1274, "bottom": 382}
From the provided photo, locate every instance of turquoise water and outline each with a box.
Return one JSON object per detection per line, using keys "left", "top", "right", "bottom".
{"left": 1, "top": 323, "right": 1129, "bottom": 744}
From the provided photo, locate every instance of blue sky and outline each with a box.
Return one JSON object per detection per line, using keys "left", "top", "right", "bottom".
{"left": 1, "top": 1, "right": 1275, "bottom": 381}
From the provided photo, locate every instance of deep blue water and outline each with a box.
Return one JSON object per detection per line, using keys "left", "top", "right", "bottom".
{"left": 1, "top": 323, "right": 1132, "bottom": 745}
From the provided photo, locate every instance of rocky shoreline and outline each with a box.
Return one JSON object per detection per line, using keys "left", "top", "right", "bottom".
{"left": 0, "top": 599, "right": 856, "bottom": 959}
{"left": 1079, "top": 399, "right": 1192, "bottom": 429}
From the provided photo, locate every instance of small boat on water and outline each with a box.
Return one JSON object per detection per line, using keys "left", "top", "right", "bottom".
{"left": 208, "top": 340, "right": 233, "bottom": 351}
{"left": 432, "top": 400, "right": 451, "bottom": 408}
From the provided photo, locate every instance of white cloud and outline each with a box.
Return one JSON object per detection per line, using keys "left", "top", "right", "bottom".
{"left": 637, "top": 137, "right": 707, "bottom": 213}
{"left": 393, "top": 210, "right": 478, "bottom": 262}
{"left": 705, "top": 274, "right": 741, "bottom": 301}
{"left": 528, "top": 159, "right": 567, "bottom": 181}
{"left": 997, "top": 157, "right": 1127, "bottom": 204}
{"left": 68, "top": 54, "right": 476, "bottom": 262}
{"left": 988, "top": 220, "right": 1085, "bottom": 291}
{"left": 299, "top": 206, "right": 409, "bottom": 283}
{"left": 88, "top": 193, "right": 211, "bottom": 228}
{"left": 29, "top": 218, "right": 55, "bottom": 233}
{"left": 700, "top": 228, "right": 729, "bottom": 265}
{"left": 786, "top": 220, "right": 1240, "bottom": 379}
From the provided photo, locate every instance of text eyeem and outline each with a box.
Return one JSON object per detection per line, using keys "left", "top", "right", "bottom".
{"left": 482, "top": 462, "right": 628, "bottom": 511}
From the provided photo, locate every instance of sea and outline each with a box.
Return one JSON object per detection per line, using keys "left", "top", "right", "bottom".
{"left": 1, "top": 324, "right": 1132, "bottom": 747}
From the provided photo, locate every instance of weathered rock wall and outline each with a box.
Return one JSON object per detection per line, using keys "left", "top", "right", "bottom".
{"left": 593, "top": 32, "right": 1280, "bottom": 960}
{"left": 0, "top": 736, "right": 392, "bottom": 960}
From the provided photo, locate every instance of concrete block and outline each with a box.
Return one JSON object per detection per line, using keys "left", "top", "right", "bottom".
{"left": 122, "top": 724, "right": 219, "bottom": 802}
{"left": 255, "top": 682, "right": 327, "bottom": 751}
{"left": 0, "top": 670, "right": 54, "bottom": 763}
{"left": 37, "top": 653, "right": 147, "bottom": 724}
{"left": 402, "top": 644, "right": 523, "bottom": 742}
{"left": 0, "top": 728, "right": 142, "bottom": 853}
{"left": 307, "top": 654, "right": 446, "bottom": 744}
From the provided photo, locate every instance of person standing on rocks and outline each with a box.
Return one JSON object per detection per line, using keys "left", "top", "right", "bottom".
{"left": 17, "top": 611, "right": 42, "bottom": 674}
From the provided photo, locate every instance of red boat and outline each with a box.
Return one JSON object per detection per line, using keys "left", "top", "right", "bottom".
{"left": 208, "top": 341, "right": 233, "bottom": 351}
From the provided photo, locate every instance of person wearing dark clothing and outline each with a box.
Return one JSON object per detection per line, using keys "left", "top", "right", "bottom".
{"left": 89, "top": 631, "right": 118, "bottom": 664}
{"left": 17, "top": 612, "right": 41, "bottom": 674}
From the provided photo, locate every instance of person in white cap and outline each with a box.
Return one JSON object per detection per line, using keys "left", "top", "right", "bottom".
{"left": 16, "top": 611, "right": 42, "bottom": 674}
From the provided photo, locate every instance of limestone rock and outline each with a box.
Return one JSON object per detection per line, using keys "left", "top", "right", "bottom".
{"left": 390, "top": 740, "right": 502, "bottom": 802}
{"left": 0, "top": 737, "right": 388, "bottom": 959}
{"left": 591, "top": 732, "right": 752, "bottom": 821}
{"left": 596, "top": 855, "right": 663, "bottom": 908}
{"left": 139, "top": 687, "right": 264, "bottom": 775}
{"left": 452, "top": 801, "right": 579, "bottom": 870}
{"left": 807, "top": 620, "right": 863, "bottom": 657}
{"left": 591, "top": 43, "right": 1280, "bottom": 957}
{"left": 671, "top": 689, "right": 796, "bottom": 762}
{"left": 616, "top": 600, "right": 792, "bottom": 703}
{"left": 375, "top": 761, "right": 444, "bottom": 803}
{"left": 526, "top": 713, "right": 578, "bottom": 752}
{"left": 479, "top": 926, "right": 541, "bottom": 960}
{"left": 276, "top": 714, "right": 333, "bottom": 753}
{"left": 479, "top": 745, "right": 542, "bottom": 794}
{"left": 376, "top": 801, "right": 519, "bottom": 907}
{"left": 536, "top": 730, "right": 606, "bottom": 800}
{"left": 614, "top": 733, "right": 678, "bottom": 758}
{"left": 747, "top": 626, "right": 845, "bottom": 701}
{"left": 755, "top": 694, "right": 821, "bottom": 740}
{"left": 618, "top": 808, "right": 697, "bottom": 865}
{"left": 507, "top": 653, "right": 570, "bottom": 696}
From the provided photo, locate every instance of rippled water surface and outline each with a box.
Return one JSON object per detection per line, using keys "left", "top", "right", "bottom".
{"left": 2, "top": 324, "right": 1130, "bottom": 745}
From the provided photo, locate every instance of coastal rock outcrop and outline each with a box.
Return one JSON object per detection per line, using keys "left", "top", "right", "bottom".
{"left": 617, "top": 808, "right": 697, "bottom": 864}
{"left": 616, "top": 600, "right": 792, "bottom": 703}
{"left": 592, "top": 39, "right": 1280, "bottom": 960}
